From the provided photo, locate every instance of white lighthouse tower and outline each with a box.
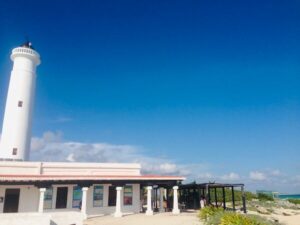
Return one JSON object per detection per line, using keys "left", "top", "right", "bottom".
{"left": 0, "top": 42, "right": 41, "bottom": 161}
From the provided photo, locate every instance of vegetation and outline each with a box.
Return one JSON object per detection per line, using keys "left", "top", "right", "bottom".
{"left": 198, "top": 206, "right": 281, "bottom": 225}
{"left": 221, "top": 213, "right": 265, "bottom": 225}
{"left": 257, "top": 193, "right": 274, "bottom": 202}
{"left": 208, "top": 188, "right": 257, "bottom": 203}
{"left": 199, "top": 206, "right": 224, "bottom": 221}
{"left": 287, "top": 199, "right": 300, "bottom": 205}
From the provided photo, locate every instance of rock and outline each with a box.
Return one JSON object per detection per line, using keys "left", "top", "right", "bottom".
{"left": 256, "top": 206, "right": 270, "bottom": 214}
{"left": 270, "top": 217, "right": 279, "bottom": 223}
{"left": 282, "top": 212, "right": 291, "bottom": 216}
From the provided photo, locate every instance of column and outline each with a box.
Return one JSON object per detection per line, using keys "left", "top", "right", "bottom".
{"left": 81, "top": 187, "right": 89, "bottom": 219}
{"left": 114, "top": 187, "right": 123, "bottom": 217}
{"left": 172, "top": 186, "right": 180, "bottom": 214}
{"left": 159, "top": 187, "right": 164, "bottom": 213}
{"left": 241, "top": 185, "right": 247, "bottom": 213}
{"left": 146, "top": 186, "right": 153, "bottom": 215}
{"left": 38, "top": 188, "right": 46, "bottom": 213}
{"left": 231, "top": 186, "right": 235, "bottom": 211}
{"left": 222, "top": 187, "right": 226, "bottom": 210}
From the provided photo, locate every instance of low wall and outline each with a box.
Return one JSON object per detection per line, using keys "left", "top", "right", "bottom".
{"left": 0, "top": 212, "right": 83, "bottom": 225}
{"left": 0, "top": 213, "right": 51, "bottom": 225}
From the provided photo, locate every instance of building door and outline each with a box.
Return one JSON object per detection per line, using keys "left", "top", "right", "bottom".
{"left": 56, "top": 187, "right": 68, "bottom": 209}
{"left": 108, "top": 186, "right": 116, "bottom": 206}
{"left": 3, "top": 189, "right": 20, "bottom": 213}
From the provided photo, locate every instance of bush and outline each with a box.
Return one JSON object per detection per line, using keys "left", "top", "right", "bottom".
{"left": 288, "top": 199, "right": 300, "bottom": 205}
{"left": 220, "top": 213, "right": 258, "bottom": 225}
{"left": 199, "top": 206, "right": 281, "bottom": 225}
{"left": 258, "top": 193, "right": 274, "bottom": 201}
{"left": 198, "top": 206, "right": 224, "bottom": 221}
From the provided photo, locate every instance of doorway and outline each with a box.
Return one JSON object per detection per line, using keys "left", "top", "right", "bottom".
{"left": 3, "top": 189, "right": 20, "bottom": 213}
{"left": 56, "top": 187, "right": 68, "bottom": 209}
{"left": 108, "top": 186, "right": 116, "bottom": 206}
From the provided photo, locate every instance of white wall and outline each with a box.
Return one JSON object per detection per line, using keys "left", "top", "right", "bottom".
{"left": 0, "top": 212, "right": 83, "bottom": 225}
{"left": 0, "top": 185, "right": 39, "bottom": 213}
{"left": 0, "top": 47, "right": 40, "bottom": 161}
{"left": 0, "top": 161, "right": 141, "bottom": 176}
{"left": 0, "top": 213, "right": 51, "bottom": 225}
{"left": 0, "top": 183, "right": 140, "bottom": 216}
{"left": 86, "top": 183, "right": 140, "bottom": 216}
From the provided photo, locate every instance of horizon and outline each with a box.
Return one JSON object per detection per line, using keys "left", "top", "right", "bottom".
{"left": 0, "top": 0, "right": 299, "bottom": 193}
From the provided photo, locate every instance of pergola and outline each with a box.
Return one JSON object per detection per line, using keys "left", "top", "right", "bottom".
{"left": 179, "top": 182, "right": 247, "bottom": 213}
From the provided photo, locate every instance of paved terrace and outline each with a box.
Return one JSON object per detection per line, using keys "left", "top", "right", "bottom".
{"left": 84, "top": 212, "right": 202, "bottom": 225}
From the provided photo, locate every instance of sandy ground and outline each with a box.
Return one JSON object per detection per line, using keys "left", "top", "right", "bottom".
{"left": 248, "top": 209, "right": 300, "bottom": 225}
{"left": 273, "top": 214, "right": 300, "bottom": 225}
{"left": 84, "top": 212, "right": 202, "bottom": 225}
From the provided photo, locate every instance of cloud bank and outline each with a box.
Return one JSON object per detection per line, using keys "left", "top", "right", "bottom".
{"left": 31, "top": 131, "right": 206, "bottom": 177}
{"left": 30, "top": 131, "right": 300, "bottom": 193}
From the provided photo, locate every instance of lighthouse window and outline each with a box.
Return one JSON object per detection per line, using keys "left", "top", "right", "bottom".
{"left": 18, "top": 101, "right": 23, "bottom": 107}
{"left": 12, "top": 148, "right": 18, "bottom": 155}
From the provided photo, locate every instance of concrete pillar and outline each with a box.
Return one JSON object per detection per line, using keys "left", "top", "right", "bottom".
{"left": 146, "top": 186, "right": 153, "bottom": 215}
{"left": 114, "top": 187, "right": 123, "bottom": 217}
{"left": 38, "top": 188, "right": 46, "bottom": 213}
{"left": 81, "top": 187, "right": 89, "bottom": 219}
{"left": 172, "top": 186, "right": 180, "bottom": 214}
{"left": 159, "top": 187, "right": 164, "bottom": 213}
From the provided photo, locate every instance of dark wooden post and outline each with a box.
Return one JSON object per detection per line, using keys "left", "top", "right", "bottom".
{"left": 166, "top": 188, "right": 169, "bottom": 211}
{"left": 193, "top": 188, "right": 196, "bottom": 209}
{"left": 207, "top": 185, "right": 211, "bottom": 205}
{"left": 231, "top": 186, "right": 235, "bottom": 210}
{"left": 205, "top": 184, "right": 210, "bottom": 206}
{"left": 241, "top": 185, "right": 247, "bottom": 213}
{"left": 155, "top": 188, "right": 158, "bottom": 210}
{"left": 222, "top": 187, "right": 226, "bottom": 210}
{"left": 198, "top": 187, "right": 201, "bottom": 209}
{"left": 214, "top": 187, "right": 218, "bottom": 207}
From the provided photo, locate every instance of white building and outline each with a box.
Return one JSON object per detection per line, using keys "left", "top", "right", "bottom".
{"left": 0, "top": 43, "right": 184, "bottom": 224}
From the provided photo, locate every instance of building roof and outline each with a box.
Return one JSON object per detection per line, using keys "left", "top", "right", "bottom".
{"left": 0, "top": 161, "right": 185, "bottom": 187}
{"left": 0, "top": 174, "right": 185, "bottom": 187}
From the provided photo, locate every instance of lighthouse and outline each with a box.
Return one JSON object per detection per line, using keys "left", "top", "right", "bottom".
{"left": 0, "top": 42, "right": 41, "bottom": 161}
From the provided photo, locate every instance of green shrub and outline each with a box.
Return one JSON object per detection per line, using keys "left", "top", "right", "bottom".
{"left": 199, "top": 207, "right": 281, "bottom": 225}
{"left": 288, "top": 199, "right": 300, "bottom": 205}
{"left": 247, "top": 214, "right": 281, "bottom": 225}
{"left": 198, "top": 206, "right": 224, "bottom": 221}
{"left": 220, "top": 213, "right": 258, "bottom": 225}
{"left": 205, "top": 211, "right": 225, "bottom": 225}
{"left": 258, "top": 193, "right": 274, "bottom": 201}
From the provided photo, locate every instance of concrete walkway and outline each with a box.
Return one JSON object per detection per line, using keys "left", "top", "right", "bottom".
{"left": 84, "top": 212, "right": 202, "bottom": 225}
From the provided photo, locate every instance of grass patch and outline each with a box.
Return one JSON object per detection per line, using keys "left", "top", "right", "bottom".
{"left": 199, "top": 206, "right": 281, "bottom": 225}
{"left": 288, "top": 199, "right": 300, "bottom": 205}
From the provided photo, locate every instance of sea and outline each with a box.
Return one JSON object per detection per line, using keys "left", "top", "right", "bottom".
{"left": 278, "top": 194, "right": 300, "bottom": 199}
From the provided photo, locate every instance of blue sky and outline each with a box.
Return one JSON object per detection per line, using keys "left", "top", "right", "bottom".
{"left": 0, "top": 0, "right": 300, "bottom": 193}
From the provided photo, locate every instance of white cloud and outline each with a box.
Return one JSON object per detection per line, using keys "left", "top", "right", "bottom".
{"left": 30, "top": 131, "right": 208, "bottom": 178}
{"left": 221, "top": 172, "right": 240, "bottom": 181}
{"left": 28, "top": 131, "right": 300, "bottom": 193}
{"left": 249, "top": 171, "right": 266, "bottom": 181}
{"left": 269, "top": 169, "right": 282, "bottom": 176}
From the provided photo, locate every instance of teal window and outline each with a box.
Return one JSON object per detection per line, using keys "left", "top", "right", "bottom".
{"left": 44, "top": 187, "right": 53, "bottom": 209}
{"left": 72, "top": 186, "right": 82, "bottom": 208}
{"left": 93, "top": 185, "right": 103, "bottom": 207}
{"left": 123, "top": 185, "right": 133, "bottom": 205}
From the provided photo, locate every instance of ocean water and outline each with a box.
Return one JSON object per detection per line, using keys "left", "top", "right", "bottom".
{"left": 278, "top": 194, "right": 300, "bottom": 199}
